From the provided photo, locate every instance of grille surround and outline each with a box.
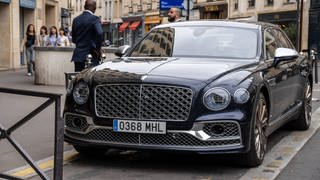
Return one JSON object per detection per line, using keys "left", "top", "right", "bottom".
{"left": 65, "top": 121, "right": 242, "bottom": 149}
{"left": 94, "top": 84, "right": 193, "bottom": 121}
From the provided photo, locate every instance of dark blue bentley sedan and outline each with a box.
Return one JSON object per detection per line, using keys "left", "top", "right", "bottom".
{"left": 64, "top": 21, "right": 312, "bottom": 166}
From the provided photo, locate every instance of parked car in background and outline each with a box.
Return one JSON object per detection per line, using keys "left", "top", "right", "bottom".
{"left": 64, "top": 21, "right": 312, "bottom": 167}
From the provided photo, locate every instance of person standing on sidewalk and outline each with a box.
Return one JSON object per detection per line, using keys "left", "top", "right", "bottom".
{"left": 38, "top": 26, "right": 48, "bottom": 47}
{"left": 58, "top": 27, "right": 70, "bottom": 47}
{"left": 167, "top": 7, "right": 182, "bottom": 23}
{"left": 20, "top": 24, "right": 36, "bottom": 76}
{"left": 71, "top": 0, "right": 104, "bottom": 72}
{"left": 47, "top": 26, "right": 59, "bottom": 47}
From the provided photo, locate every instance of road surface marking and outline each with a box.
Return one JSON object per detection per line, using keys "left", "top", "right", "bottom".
{"left": 239, "top": 107, "right": 320, "bottom": 180}
{"left": 3, "top": 149, "right": 78, "bottom": 179}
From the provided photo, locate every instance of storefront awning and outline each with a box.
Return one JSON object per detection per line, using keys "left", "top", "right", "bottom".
{"left": 119, "top": 22, "right": 129, "bottom": 32}
{"left": 20, "top": 0, "right": 35, "bottom": 9}
{"left": 129, "top": 21, "right": 141, "bottom": 31}
{"left": 195, "top": 1, "right": 227, "bottom": 7}
{"left": 0, "top": 0, "right": 11, "bottom": 3}
{"left": 145, "top": 16, "right": 161, "bottom": 24}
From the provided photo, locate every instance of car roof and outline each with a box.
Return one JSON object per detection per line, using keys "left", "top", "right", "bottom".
{"left": 155, "top": 20, "right": 278, "bottom": 30}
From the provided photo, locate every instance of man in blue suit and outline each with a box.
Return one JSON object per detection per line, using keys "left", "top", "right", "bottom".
{"left": 71, "top": 0, "right": 104, "bottom": 72}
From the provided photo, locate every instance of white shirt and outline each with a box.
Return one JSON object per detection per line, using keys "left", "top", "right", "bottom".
{"left": 84, "top": 10, "right": 94, "bottom": 15}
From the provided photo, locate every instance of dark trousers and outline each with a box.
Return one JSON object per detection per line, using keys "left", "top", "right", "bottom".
{"left": 74, "top": 62, "right": 85, "bottom": 72}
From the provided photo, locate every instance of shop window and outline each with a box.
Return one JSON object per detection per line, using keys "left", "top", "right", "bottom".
{"left": 265, "top": 0, "right": 274, "bottom": 6}
{"left": 98, "top": 0, "right": 102, "bottom": 8}
{"left": 234, "top": 0, "right": 239, "bottom": 10}
{"left": 286, "top": 0, "right": 296, "bottom": 3}
{"left": 248, "top": 0, "right": 255, "bottom": 8}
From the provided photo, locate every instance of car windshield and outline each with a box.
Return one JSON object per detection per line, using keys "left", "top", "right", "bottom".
{"left": 129, "top": 26, "right": 258, "bottom": 59}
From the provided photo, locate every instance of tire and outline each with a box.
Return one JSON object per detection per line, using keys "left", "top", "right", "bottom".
{"left": 288, "top": 81, "right": 312, "bottom": 130}
{"left": 73, "top": 145, "right": 108, "bottom": 156}
{"left": 240, "top": 93, "right": 268, "bottom": 167}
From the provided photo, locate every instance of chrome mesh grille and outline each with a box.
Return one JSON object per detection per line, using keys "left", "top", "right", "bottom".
{"left": 95, "top": 84, "right": 193, "bottom": 121}
{"left": 95, "top": 84, "right": 140, "bottom": 119}
{"left": 66, "top": 129, "right": 241, "bottom": 148}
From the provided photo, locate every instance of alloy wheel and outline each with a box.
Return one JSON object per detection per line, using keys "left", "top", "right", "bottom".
{"left": 254, "top": 96, "right": 268, "bottom": 160}
{"left": 304, "top": 82, "right": 312, "bottom": 127}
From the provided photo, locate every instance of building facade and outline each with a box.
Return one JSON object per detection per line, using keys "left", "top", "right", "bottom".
{"left": 69, "top": 0, "right": 123, "bottom": 46}
{"left": 195, "top": 0, "right": 228, "bottom": 19}
{"left": 0, "top": 0, "right": 70, "bottom": 69}
{"left": 228, "top": 0, "right": 310, "bottom": 50}
{"left": 120, "top": 0, "right": 160, "bottom": 46}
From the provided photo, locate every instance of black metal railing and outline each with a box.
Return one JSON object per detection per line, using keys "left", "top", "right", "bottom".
{"left": 0, "top": 87, "right": 64, "bottom": 180}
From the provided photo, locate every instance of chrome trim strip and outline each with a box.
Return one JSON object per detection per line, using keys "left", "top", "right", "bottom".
{"left": 66, "top": 133, "right": 242, "bottom": 150}
{"left": 65, "top": 119, "right": 242, "bottom": 144}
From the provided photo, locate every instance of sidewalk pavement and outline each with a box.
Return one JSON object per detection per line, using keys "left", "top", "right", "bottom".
{"left": 0, "top": 68, "right": 65, "bottom": 94}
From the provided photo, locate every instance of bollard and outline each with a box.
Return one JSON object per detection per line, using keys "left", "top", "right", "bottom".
{"left": 311, "top": 49, "right": 318, "bottom": 83}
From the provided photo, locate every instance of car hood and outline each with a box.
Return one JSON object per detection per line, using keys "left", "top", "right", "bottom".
{"left": 90, "top": 57, "right": 257, "bottom": 83}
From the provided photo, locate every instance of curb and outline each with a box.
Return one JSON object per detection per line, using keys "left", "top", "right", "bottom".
{"left": 239, "top": 106, "right": 320, "bottom": 180}
{"left": 3, "top": 150, "right": 78, "bottom": 179}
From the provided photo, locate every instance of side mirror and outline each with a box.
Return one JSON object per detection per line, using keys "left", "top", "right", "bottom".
{"left": 273, "top": 48, "right": 299, "bottom": 66}
{"left": 115, "top": 45, "right": 131, "bottom": 57}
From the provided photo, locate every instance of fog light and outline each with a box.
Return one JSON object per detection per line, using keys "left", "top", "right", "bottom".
{"left": 210, "top": 125, "right": 225, "bottom": 135}
{"left": 72, "top": 117, "right": 87, "bottom": 129}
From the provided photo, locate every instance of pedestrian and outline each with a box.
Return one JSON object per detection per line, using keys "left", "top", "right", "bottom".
{"left": 58, "top": 27, "right": 70, "bottom": 47}
{"left": 47, "top": 26, "right": 59, "bottom": 47}
{"left": 71, "top": 0, "right": 104, "bottom": 72}
{"left": 167, "top": 7, "right": 182, "bottom": 23}
{"left": 38, "top": 26, "right": 48, "bottom": 47}
{"left": 20, "top": 24, "right": 36, "bottom": 76}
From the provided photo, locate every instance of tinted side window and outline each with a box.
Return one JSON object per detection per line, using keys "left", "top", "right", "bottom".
{"left": 271, "top": 28, "right": 293, "bottom": 49}
{"left": 265, "top": 29, "right": 277, "bottom": 59}
{"left": 130, "top": 28, "right": 174, "bottom": 57}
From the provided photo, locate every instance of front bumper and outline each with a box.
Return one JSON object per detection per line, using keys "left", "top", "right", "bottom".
{"left": 64, "top": 113, "right": 245, "bottom": 153}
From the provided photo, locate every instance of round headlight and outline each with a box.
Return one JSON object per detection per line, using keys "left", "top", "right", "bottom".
{"left": 234, "top": 88, "right": 250, "bottom": 104}
{"left": 203, "top": 88, "right": 231, "bottom": 111}
{"left": 73, "top": 82, "right": 89, "bottom": 105}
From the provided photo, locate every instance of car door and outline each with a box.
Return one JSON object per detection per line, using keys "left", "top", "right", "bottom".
{"left": 263, "top": 28, "right": 296, "bottom": 123}
{"left": 271, "top": 28, "right": 303, "bottom": 110}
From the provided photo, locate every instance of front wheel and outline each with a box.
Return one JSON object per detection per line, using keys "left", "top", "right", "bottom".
{"left": 241, "top": 93, "right": 268, "bottom": 167}
{"left": 288, "top": 81, "right": 312, "bottom": 130}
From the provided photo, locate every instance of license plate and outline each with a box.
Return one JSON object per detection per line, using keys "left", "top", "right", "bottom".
{"left": 113, "top": 119, "right": 166, "bottom": 134}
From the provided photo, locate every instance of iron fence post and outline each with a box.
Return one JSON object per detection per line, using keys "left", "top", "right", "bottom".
{"left": 54, "top": 96, "right": 64, "bottom": 180}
